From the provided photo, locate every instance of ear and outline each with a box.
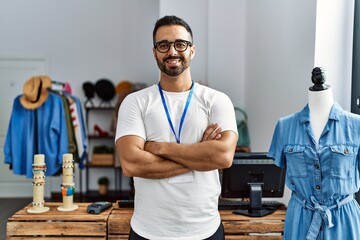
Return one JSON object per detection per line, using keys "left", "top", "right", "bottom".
{"left": 190, "top": 44, "right": 196, "bottom": 60}
{"left": 152, "top": 47, "right": 157, "bottom": 60}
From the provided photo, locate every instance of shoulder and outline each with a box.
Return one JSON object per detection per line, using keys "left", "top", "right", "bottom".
{"left": 118, "top": 84, "right": 158, "bottom": 112}
{"left": 340, "top": 110, "right": 360, "bottom": 126}
{"left": 275, "top": 110, "right": 304, "bottom": 131}
{"left": 194, "top": 83, "right": 232, "bottom": 102}
{"left": 330, "top": 102, "right": 360, "bottom": 125}
{"left": 127, "top": 84, "right": 157, "bottom": 98}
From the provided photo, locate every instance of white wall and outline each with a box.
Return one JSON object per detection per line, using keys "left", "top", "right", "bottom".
{"left": 207, "top": 0, "right": 247, "bottom": 109}
{"left": 0, "top": 0, "right": 160, "bottom": 95}
{"left": 245, "top": 0, "right": 317, "bottom": 152}
{"left": 314, "top": 0, "right": 355, "bottom": 111}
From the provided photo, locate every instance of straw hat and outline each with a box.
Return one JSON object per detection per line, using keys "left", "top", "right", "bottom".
{"left": 20, "top": 76, "right": 52, "bottom": 109}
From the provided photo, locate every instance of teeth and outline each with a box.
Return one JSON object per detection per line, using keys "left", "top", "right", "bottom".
{"left": 167, "top": 60, "right": 179, "bottom": 64}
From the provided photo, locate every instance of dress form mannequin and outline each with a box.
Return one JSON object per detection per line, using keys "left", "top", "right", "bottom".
{"left": 308, "top": 67, "right": 334, "bottom": 143}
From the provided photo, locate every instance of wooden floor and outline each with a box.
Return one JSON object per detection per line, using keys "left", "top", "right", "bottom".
{"left": 0, "top": 198, "right": 32, "bottom": 240}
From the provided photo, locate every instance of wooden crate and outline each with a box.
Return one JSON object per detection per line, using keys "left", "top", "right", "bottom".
{"left": 6, "top": 202, "right": 112, "bottom": 240}
{"left": 108, "top": 206, "right": 133, "bottom": 240}
{"left": 108, "top": 205, "right": 286, "bottom": 240}
{"left": 91, "top": 154, "right": 114, "bottom": 166}
{"left": 221, "top": 209, "right": 286, "bottom": 239}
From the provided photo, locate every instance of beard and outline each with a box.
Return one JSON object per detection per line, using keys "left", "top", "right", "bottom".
{"left": 156, "top": 55, "right": 190, "bottom": 77}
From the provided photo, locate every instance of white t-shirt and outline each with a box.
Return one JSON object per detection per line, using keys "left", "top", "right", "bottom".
{"left": 115, "top": 83, "right": 237, "bottom": 240}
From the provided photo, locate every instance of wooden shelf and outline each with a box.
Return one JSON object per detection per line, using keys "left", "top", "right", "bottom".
{"left": 85, "top": 106, "right": 114, "bottom": 111}
{"left": 88, "top": 134, "right": 115, "bottom": 139}
{"left": 86, "top": 163, "right": 118, "bottom": 168}
{"left": 84, "top": 190, "right": 132, "bottom": 202}
{"left": 51, "top": 190, "right": 132, "bottom": 203}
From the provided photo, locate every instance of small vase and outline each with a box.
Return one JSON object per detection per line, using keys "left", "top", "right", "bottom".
{"left": 99, "top": 184, "right": 108, "bottom": 195}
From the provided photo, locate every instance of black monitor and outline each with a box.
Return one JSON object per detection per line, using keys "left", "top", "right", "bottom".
{"left": 221, "top": 152, "right": 286, "bottom": 217}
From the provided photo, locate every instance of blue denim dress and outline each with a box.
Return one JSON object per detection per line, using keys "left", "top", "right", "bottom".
{"left": 268, "top": 103, "right": 360, "bottom": 240}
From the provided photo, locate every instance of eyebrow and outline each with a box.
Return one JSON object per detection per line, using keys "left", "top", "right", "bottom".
{"left": 155, "top": 39, "right": 191, "bottom": 43}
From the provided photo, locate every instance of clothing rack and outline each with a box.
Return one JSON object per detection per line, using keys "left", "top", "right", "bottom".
{"left": 52, "top": 80, "right": 65, "bottom": 86}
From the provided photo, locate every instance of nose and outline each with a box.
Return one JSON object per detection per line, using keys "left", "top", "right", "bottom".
{"left": 167, "top": 43, "right": 178, "bottom": 54}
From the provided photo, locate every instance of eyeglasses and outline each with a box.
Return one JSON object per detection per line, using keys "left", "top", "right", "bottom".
{"left": 154, "top": 40, "right": 192, "bottom": 53}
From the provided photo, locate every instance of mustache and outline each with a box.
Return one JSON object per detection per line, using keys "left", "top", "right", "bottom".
{"left": 163, "top": 56, "right": 183, "bottom": 61}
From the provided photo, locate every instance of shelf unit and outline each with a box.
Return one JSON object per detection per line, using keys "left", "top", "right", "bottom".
{"left": 84, "top": 106, "right": 124, "bottom": 202}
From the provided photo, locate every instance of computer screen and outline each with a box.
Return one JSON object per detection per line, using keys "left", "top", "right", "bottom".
{"left": 221, "top": 152, "right": 286, "bottom": 217}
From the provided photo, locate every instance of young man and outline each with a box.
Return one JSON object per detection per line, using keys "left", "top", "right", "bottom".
{"left": 115, "top": 15, "right": 238, "bottom": 240}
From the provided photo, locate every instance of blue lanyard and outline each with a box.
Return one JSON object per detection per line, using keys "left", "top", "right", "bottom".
{"left": 157, "top": 81, "right": 194, "bottom": 143}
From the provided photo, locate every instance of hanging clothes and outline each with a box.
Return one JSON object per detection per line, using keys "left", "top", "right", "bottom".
{"left": 4, "top": 92, "right": 69, "bottom": 178}
{"left": 54, "top": 92, "right": 78, "bottom": 160}
{"left": 67, "top": 94, "right": 87, "bottom": 168}
{"left": 50, "top": 84, "right": 87, "bottom": 169}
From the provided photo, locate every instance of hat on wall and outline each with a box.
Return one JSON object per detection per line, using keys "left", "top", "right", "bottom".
{"left": 115, "top": 80, "right": 133, "bottom": 94}
{"left": 82, "top": 81, "right": 95, "bottom": 99}
{"left": 95, "top": 78, "right": 115, "bottom": 101}
{"left": 82, "top": 81, "right": 95, "bottom": 107}
{"left": 20, "top": 76, "right": 52, "bottom": 109}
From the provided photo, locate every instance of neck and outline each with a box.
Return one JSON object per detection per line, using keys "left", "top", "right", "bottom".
{"left": 159, "top": 70, "right": 193, "bottom": 92}
{"left": 308, "top": 87, "right": 334, "bottom": 113}
{"left": 308, "top": 87, "right": 334, "bottom": 143}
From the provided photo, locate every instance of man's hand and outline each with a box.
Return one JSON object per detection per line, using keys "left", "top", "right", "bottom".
{"left": 201, "top": 123, "right": 222, "bottom": 142}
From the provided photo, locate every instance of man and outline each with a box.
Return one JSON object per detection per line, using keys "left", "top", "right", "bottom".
{"left": 115, "top": 15, "right": 238, "bottom": 240}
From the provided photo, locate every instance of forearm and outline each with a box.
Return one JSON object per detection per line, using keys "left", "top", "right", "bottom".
{"left": 116, "top": 136, "right": 191, "bottom": 179}
{"left": 145, "top": 131, "right": 238, "bottom": 171}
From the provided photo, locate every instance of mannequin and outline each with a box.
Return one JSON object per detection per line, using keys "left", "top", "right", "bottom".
{"left": 268, "top": 67, "right": 360, "bottom": 240}
{"left": 308, "top": 67, "right": 334, "bottom": 143}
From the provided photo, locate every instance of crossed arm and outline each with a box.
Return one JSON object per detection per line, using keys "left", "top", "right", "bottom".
{"left": 116, "top": 123, "right": 238, "bottom": 179}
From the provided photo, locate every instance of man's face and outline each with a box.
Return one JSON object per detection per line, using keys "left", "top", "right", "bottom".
{"left": 153, "top": 25, "right": 195, "bottom": 77}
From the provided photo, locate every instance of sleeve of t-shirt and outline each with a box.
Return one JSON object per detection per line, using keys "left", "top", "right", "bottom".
{"left": 267, "top": 119, "right": 285, "bottom": 168}
{"left": 115, "top": 93, "right": 146, "bottom": 142}
{"left": 209, "top": 92, "right": 238, "bottom": 135}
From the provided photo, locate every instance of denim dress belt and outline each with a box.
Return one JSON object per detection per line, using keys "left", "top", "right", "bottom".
{"left": 293, "top": 193, "right": 354, "bottom": 240}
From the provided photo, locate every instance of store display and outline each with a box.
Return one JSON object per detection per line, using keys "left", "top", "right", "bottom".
{"left": 27, "top": 154, "right": 49, "bottom": 213}
{"left": 57, "top": 153, "right": 78, "bottom": 211}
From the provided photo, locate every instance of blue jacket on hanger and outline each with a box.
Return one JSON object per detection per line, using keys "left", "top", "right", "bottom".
{"left": 4, "top": 92, "right": 69, "bottom": 178}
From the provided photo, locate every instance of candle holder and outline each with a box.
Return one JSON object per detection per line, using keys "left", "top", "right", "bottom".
{"left": 57, "top": 153, "right": 78, "bottom": 211}
{"left": 27, "top": 154, "right": 50, "bottom": 213}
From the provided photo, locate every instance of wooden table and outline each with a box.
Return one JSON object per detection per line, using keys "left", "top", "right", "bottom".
{"left": 6, "top": 202, "right": 111, "bottom": 240}
{"left": 7, "top": 202, "right": 286, "bottom": 239}
{"left": 108, "top": 206, "right": 286, "bottom": 240}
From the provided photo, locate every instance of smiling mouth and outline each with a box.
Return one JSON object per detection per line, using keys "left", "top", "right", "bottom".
{"left": 166, "top": 59, "right": 180, "bottom": 64}
{"left": 165, "top": 59, "right": 181, "bottom": 66}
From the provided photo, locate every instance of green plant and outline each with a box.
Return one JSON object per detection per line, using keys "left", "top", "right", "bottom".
{"left": 93, "top": 145, "right": 115, "bottom": 154}
{"left": 97, "top": 176, "right": 110, "bottom": 186}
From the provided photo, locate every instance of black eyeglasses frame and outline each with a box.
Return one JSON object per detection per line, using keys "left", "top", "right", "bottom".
{"left": 154, "top": 40, "right": 193, "bottom": 53}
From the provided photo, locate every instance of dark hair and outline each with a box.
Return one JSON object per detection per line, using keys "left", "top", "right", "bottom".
{"left": 153, "top": 15, "right": 193, "bottom": 45}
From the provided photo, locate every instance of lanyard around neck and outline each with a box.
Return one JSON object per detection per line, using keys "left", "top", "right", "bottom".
{"left": 157, "top": 82, "right": 194, "bottom": 143}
